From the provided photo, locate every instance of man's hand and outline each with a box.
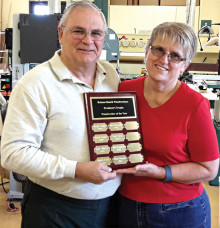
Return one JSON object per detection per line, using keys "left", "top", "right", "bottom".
{"left": 75, "top": 161, "right": 117, "bottom": 184}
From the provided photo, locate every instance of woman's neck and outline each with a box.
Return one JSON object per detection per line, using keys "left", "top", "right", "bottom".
{"left": 144, "top": 77, "right": 181, "bottom": 108}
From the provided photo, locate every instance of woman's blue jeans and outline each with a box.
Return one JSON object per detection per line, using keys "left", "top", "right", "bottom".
{"left": 118, "top": 188, "right": 211, "bottom": 228}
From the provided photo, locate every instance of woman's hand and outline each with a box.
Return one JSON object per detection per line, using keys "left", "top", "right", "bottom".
{"left": 116, "top": 162, "right": 166, "bottom": 180}
{"left": 116, "top": 158, "right": 220, "bottom": 184}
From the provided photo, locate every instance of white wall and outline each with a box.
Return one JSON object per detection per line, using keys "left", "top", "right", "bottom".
{"left": 109, "top": 5, "right": 200, "bottom": 34}
{"left": 1, "top": 0, "right": 29, "bottom": 30}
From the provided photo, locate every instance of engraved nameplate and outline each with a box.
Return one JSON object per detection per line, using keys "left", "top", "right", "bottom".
{"left": 112, "top": 155, "right": 128, "bottom": 165}
{"left": 92, "top": 123, "right": 108, "bottom": 132}
{"left": 110, "top": 133, "right": 125, "bottom": 142}
{"left": 96, "top": 157, "right": 112, "bottom": 166}
{"left": 94, "top": 145, "right": 110, "bottom": 155}
{"left": 111, "top": 144, "right": 126, "bottom": 153}
{"left": 93, "top": 134, "right": 109, "bottom": 143}
{"left": 108, "top": 122, "right": 124, "bottom": 131}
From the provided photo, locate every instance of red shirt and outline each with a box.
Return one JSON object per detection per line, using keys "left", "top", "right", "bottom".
{"left": 119, "top": 77, "right": 219, "bottom": 203}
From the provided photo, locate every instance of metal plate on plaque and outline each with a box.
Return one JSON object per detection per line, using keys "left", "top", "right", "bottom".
{"left": 93, "top": 134, "right": 109, "bottom": 143}
{"left": 111, "top": 144, "right": 126, "bottom": 153}
{"left": 110, "top": 133, "right": 125, "bottom": 142}
{"left": 129, "top": 154, "right": 144, "bottom": 163}
{"left": 94, "top": 145, "right": 110, "bottom": 155}
{"left": 96, "top": 157, "right": 112, "bottom": 166}
{"left": 124, "top": 121, "right": 139, "bottom": 130}
{"left": 92, "top": 123, "right": 108, "bottom": 132}
{"left": 108, "top": 122, "right": 124, "bottom": 131}
{"left": 127, "top": 142, "right": 142, "bottom": 152}
{"left": 112, "top": 155, "right": 128, "bottom": 165}
{"left": 126, "top": 132, "right": 141, "bottom": 141}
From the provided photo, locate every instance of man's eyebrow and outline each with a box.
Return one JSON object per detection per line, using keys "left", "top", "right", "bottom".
{"left": 71, "top": 26, "right": 84, "bottom": 30}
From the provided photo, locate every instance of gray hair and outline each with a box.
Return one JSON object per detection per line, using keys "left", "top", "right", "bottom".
{"left": 145, "top": 22, "right": 198, "bottom": 62}
{"left": 58, "top": 0, "right": 108, "bottom": 33}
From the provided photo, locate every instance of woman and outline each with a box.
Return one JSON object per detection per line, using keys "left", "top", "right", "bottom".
{"left": 117, "top": 22, "right": 219, "bottom": 228}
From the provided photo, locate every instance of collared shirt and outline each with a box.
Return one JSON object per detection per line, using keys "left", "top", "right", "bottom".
{"left": 1, "top": 50, "right": 121, "bottom": 199}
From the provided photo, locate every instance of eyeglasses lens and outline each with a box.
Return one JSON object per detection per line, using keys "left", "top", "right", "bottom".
{"left": 72, "top": 30, "right": 105, "bottom": 41}
{"left": 150, "top": 46, "right": 182, "bottom": 63}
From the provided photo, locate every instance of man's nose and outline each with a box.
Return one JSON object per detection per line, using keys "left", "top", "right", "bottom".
{"left": 82, "top": 32, "right": 93, "bottom": 43}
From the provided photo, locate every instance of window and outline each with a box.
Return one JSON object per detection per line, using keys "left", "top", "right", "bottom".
{"left": 29, "top": 1, "right": 66, "bottom": 15}
{"left": 29, "top": 1, "right": 48, "bottom": 15}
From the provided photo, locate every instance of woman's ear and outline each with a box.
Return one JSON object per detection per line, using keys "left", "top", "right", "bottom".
{"left": 181, "top": 60, "right": 191, "bottom": 74}
{"left": 144, "top": 49, "right": 150, "bottom": 64}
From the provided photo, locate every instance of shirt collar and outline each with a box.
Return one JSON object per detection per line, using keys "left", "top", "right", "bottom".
{"left": 49, "top": 50, "right": 107, "bottom": 87}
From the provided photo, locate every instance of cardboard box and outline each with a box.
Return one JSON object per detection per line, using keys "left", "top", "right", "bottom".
{"left": 139, "top": 0, "right": 159, "bottom": 5}
{"left": 160, "top": 0, "right": 200, "bottom": 6}
{"left": 110, "top": 0, "right": 128, "bottom": 5}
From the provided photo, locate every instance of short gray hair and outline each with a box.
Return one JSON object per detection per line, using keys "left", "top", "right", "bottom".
{"left": 58, "top": 0, "right": 108, "bottom": 33}
{"left": 145, "top": 22, "right": 198, "bottom": 62}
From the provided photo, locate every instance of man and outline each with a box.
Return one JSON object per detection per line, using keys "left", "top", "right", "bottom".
{"left": 1, "top": 1, "right": 121, "bottom": 227}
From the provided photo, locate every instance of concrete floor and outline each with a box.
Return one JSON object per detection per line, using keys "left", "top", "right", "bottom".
{"left": 0, "top": 178, "right": 219, "bottom": 228}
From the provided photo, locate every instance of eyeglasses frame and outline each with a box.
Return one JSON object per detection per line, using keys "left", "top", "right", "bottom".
{"left": 61, "top": 26, "right": 106, "bottom": 41}
{"left": 149, "top": 45, "right": 186, "bottom": 64}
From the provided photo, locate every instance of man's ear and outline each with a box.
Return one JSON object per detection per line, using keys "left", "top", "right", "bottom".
{"left": 58, "top": 27, "right": 64, "bottom": 45}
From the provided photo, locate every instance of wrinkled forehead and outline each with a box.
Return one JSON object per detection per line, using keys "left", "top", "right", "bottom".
{"left": 66, "top": 7, "right": 105, "bottom": 29}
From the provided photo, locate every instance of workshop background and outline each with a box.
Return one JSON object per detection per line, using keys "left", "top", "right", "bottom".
{"left": 0, "top": 0, "right": 219, "bottom": 228}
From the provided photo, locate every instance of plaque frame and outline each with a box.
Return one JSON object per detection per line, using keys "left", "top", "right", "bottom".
{"left": 84, "top": 92, "right": 145, "bottom": 169}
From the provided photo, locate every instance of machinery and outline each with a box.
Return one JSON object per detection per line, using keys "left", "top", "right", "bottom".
{"left": 204, "top": 80, "right": 220, "bottom": 186}
{"left": 185, "top": 76, "right": 220, "bottom": 186}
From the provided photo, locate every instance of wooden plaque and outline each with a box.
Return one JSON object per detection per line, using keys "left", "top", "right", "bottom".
{"left": 83, "top": 92, "right": 145, "bottom": 169}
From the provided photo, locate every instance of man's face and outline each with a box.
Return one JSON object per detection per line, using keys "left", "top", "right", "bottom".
{"left": 58, "top": 7, "right": 106, "bottom": 68}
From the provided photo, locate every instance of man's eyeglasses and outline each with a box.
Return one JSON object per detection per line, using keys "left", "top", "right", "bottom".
{"left": 150, "top": 46, "right": 186, "bottom": 63}
{"left": 62, "top": 26, "right": 106, "bottom": 41}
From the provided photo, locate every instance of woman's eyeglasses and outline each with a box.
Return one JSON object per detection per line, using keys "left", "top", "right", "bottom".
{"left": 150, "top": 46, "right": 186, "bottom": 63}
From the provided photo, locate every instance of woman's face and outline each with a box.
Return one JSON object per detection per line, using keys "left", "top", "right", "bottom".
{"left": 145, "top": 36, "right": 189, "bottom": 85}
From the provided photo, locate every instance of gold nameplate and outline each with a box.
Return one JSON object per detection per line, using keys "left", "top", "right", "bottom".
{"left": 92, "top": 123, "right": 108, "bottom": 132}
{"left": 124, "top": 121, "right": 139, "bottom": 130}
{"left": 111, "top": 144, "right": 126, "bottom": 153}
{"left": 129, "top": 154, "right": 144, "bottom": 163}
{"left": 93, "top": 134, "right": 109, "bottom": 143}
{"left": 127, "top": 142, "right": 142, "bottom": 152}
{"left": 110, "top": 133, "right": 125, "bottom": 142}
{"left": 112, "top": 155, "right": 128, "bottom": 165}
{"left": 126, "top": 132, "right": 141, "bottom": 141}
{"left": 96, "top": 157, "right": 112, "bottom": 166}
{"left": 108, "top": 122, "right": 124, "bottom": 131}
{"left": 94, "top": 145, "right": 110, "bottom": 155}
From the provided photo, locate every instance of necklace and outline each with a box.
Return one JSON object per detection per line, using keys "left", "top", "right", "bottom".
{"left": 144, "top": 78, "right": 180, "bottom": 108}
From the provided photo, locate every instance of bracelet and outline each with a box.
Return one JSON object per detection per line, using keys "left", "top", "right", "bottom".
{"left": 162, "top": 166, "right": 172, "bottom": 182}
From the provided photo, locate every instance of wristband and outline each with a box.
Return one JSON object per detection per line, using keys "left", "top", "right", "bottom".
{"left": 163, "top": 166, "right": 172, "bottom": 182}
